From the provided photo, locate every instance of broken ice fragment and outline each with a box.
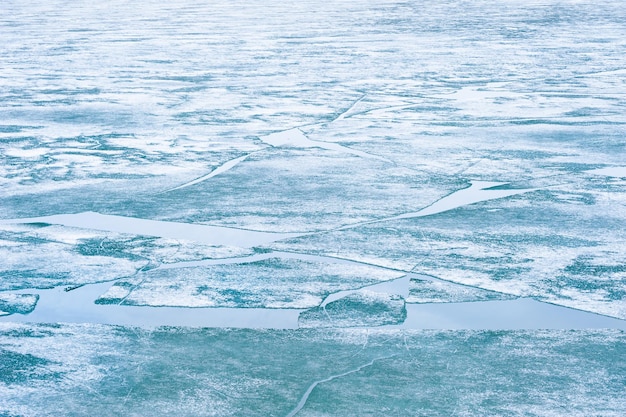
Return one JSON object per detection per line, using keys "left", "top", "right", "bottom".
{"left": 0, "top": 293, "right": 39, "bottom": 316}
{"left": 96, "top": 258, "right": 404, "bottom": 309}
{"left": 299, "top": 291, "right": 407, "bottom": 328}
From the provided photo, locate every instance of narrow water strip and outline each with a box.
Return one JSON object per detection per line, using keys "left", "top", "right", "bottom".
{"left": 1, "top": 282, "right": 302, "bottom": 329}
{"left": 397, "top": 298, "right": 626, "bottom": 330}
{"left": 2, "top": 283, "right": 624, "bottom": 330}
{"left": 0, "top": 211, "right": 302, "bottom": 247}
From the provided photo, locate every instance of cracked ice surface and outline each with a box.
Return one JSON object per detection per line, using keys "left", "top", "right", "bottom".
{"left": 1, "top": 323, "right": 625, "bottom": 417}
{"left": 407, "top": 277, "right": 517, "bottom": 304}
{"left": 0, "top": 221, "right": 255, "bottom": 291}
{"left": 107, "top": 148, "right": 464, "bottom": 232}
{"left": 271, "top": 181, "right": 626, "bottom": 319}
{"left": 299, "top": 291, "right": 407, "bottom": 328}
{"left": 2, "top": 0, "right": 626, "bottom": 414}
{"left": 97, "top": 258, "right": 403, "bottom": 309}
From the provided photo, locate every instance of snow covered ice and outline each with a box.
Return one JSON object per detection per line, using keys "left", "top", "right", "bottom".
{"left": 1, "top": 0, "right": 626, "bottom": 415}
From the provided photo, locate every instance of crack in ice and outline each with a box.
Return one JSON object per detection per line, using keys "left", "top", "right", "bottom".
{"left": 285, "top": 354, "right": 397, "bottom": 417}
{"left": 156, "top": 250, "right": 405, "bottom": 272}
{"left": 161, "top": 153, "right": 254, "bottom": 193}
{"left": 335, "top": 180, "right": 537, "bottom": 232}
{"left": 319, "top": 275, "right": 409, "bottom": 308}
{"left": 329, "top": 93, "right": 367, "bottom": 122}
{"left": 260, "top": 128, "right": 392, "bottom": 163}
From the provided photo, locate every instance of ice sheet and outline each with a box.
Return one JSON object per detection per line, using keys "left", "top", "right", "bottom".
{"left": 1, "top": 323, "right": 625, "bottom": 416}
{"left": 2, "top": 0, "right": 626, "bottom": 414}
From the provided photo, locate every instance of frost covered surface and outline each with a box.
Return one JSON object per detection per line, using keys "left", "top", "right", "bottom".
{"left": 299, "top": 291, "right": 407, "bottom": 328}
{"left": 0, "top": 223, "right": 146, "bottom": 291}
{"left": 0, "top": 294, "right": 39, "bottom": 316}
{"left": 2, "top": 0, "right": 626, "bottom": 414}
{"left": 271, "top": 176, "right": 626, "bottom": 318}
{"left": 75, "top": 234, "right": 253, "bottom": 265}
{"left": 0, "top": 223, "right": 250, "bottom": 292}
{"left": 1, "top": 323, "right": 625, "bottom": 417}
{"left": 97, "top": 258, "right": 403, "bottom": 309}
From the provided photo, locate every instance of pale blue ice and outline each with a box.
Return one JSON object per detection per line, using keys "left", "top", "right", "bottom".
{"left": 1, "top": 0, "right": 626, "bottom": 415}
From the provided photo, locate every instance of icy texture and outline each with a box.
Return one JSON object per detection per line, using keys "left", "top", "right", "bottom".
{"left": 2, "top": 0, "right": 626, "bottom": 414}
{"left": 97, "top": 258, "right": 403, "bottom": 308}
{"left": 6, "top": 0, "right": 625, "bottom": 230}
{"left": 1, "top": 323, "right": 625, "bottom": 417}
{"left": 408, "top": 277, "right": 516, "bottom": 304}
{"left": 0, "top": 223, "right": 146, "bottom": 290}
{"left": 271, "top": 176, "right": 626, "bottom": 318}
{"left": 0, "top": 222, "right": 254, "bottom": 291}
{"left": 109, "top": 148, "right": 462, "bottom": 232}
{"left": 0, "top": 294, "right": 39, "bottom": 316}
{"left": 299, "top": 291, "right": 407, "bottom": 328}
{"left": 75, "top": 234, "right": 253, "bottom": 264}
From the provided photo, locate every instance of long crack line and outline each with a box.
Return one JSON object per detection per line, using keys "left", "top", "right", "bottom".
{"left": 285, "top": 354, "right": 397, "bottom": 417}
{"left": 330, "top": 93, "right": 367, "bottom": 123}
{"left": 159, "top": 152, "right": 258, "bottom": 194}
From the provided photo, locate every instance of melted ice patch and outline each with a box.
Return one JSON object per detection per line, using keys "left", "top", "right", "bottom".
{"left": 1, "top": 282, "right": 301, "bottom": 329}
{"left": 395, "top": 298, "right": 626, "bottom": 330}
{"left": 337, "top": 180, "right": 537, "bottom": 229}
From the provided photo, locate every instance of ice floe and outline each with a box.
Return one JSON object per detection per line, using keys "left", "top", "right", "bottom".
{"left": 299, "top": 291, "right": 407, "bottom": 328}
{"left": 96, "top": 258, "right": 403, "bottom": 309}
{"left": 0, "top": 294, "right": 39, "bottom": 316}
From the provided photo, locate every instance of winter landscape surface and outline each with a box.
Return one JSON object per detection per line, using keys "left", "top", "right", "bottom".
{"left": 1, "top": 0, "right": 626, "bottom": 415}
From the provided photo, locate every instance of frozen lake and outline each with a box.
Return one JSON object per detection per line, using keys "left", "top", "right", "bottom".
{"left": 1, "top": 0, "right": 626, "bottom": 415}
